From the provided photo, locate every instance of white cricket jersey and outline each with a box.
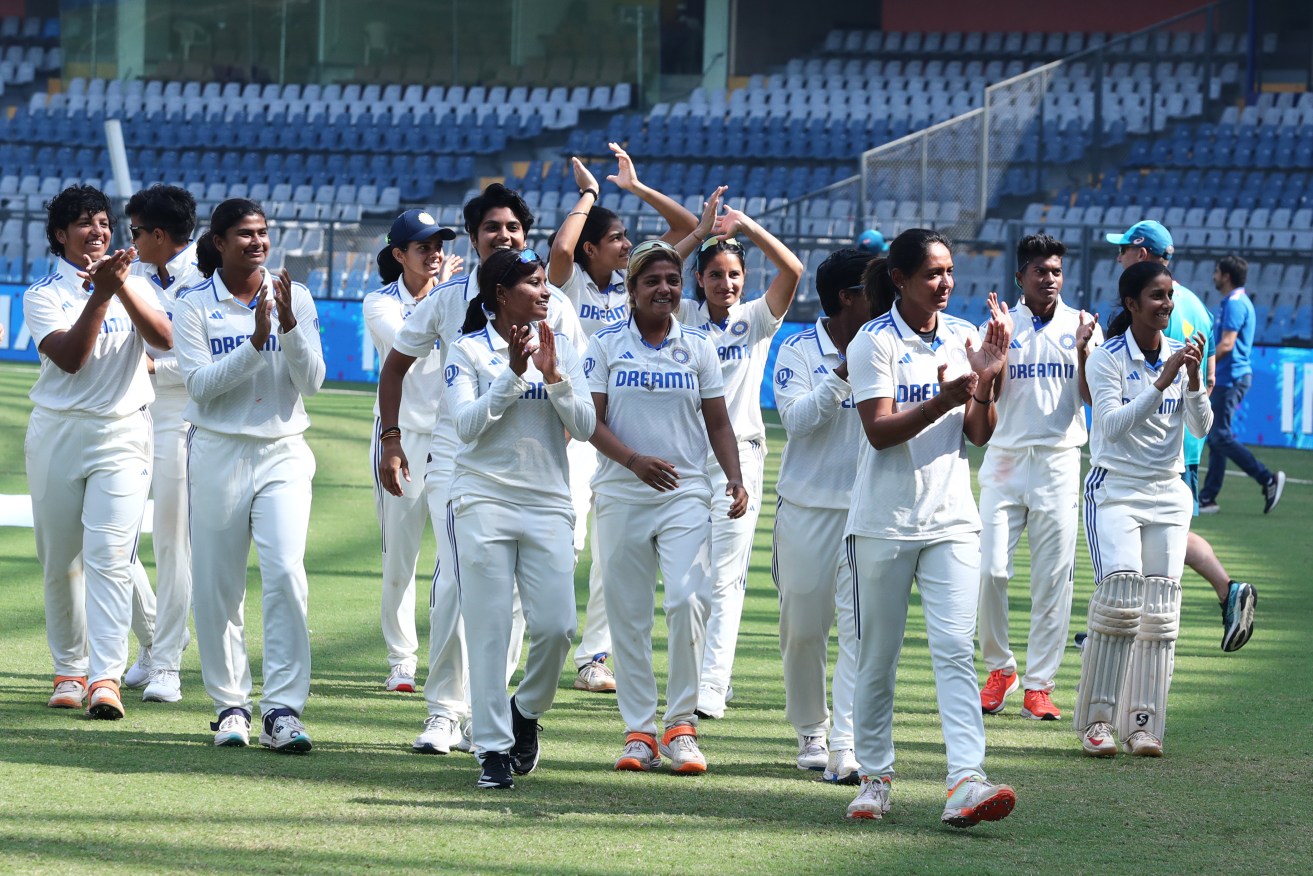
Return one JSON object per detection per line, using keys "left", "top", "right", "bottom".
{"left": 391, "top": 269, "right": 586, "bottom": 473}
{"left": 445, "top": 324, "right": 595, "bottom": 513}
{"left": 1086, "top": 331, "right": 1212, "bottom": 477}
{"left": 558, "top": 262, "right": 628, "bottom": 337}
{"left": 845, "top": 306, "right": 982, "bottom": 539}
{"left": 988, "top": 300, "right": 1102, "bottom": 450}
{"left": 584, "top": 316, "right": 724, "bottom": 503}
{"left": 131, "top": 243, "right": 203, "bottom": 399}
{"left": 173, "top": 268, "right": 325, "bottom": 438}
{"left": 772, "top": 318, "right": 862, "bottom": 510}
{"left": 24, "top": 258, "right": 161, "bottom": 417}
{"left": 363, "top": 280, "right": 442, "bottom": 434}
{"left": 680, "top": 295, "right": 782, "bottom": 444}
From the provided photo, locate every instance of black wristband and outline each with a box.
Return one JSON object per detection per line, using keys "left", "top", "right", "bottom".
{"left": 579, "top": 187, "right": 599, "bottom": 200}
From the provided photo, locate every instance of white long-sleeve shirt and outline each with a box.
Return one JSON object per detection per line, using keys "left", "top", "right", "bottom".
{"left": 24, "top": 258, "right": 161, "bottom": 417}
{"left": 173, "top": 268, "right": 325, "bottom": 438}
{"left": 363, "top": 279, "right": 443, "bottom": 434}
{"left": 680, "top": 295, "right": 782, "bottom": 445}
{"left": 445, "top": 324, "right": 595, "bottom": 514}
{"left": 772, "top": 318, "right": 861, "bottom": 510}
{"left": 131, "top": 243, "right": 203, "bottom": 398}
{"left": 1086, "top": 331, "right": 1212, "bottom": 477}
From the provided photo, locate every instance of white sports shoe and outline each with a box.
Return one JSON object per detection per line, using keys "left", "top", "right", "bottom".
{"left": 823, "top": 748, "right": 861, "bottom": 785}
{"left": 845, "top": 775, "right": 891, "bottom": 820}
{"left": 413, "top": 714, "right": 462, "bottom": 755}
{"left": 123, "top": 645, "right": 152, "bottom": 689}
{"left": 796, "top": 734, "right": 829, "bottom": 771}
{"left": 385, "top": 664, "right": 417, "bottom": 693}
{"left": 213, "top": 711, "right": 251, "bottom": 747}
{"left": 142, "top": 668, "right": 182, "bottom": 703}
{"left": 695, "top": 684, "right": 729, "bottom": 720}
{"left": 658, "top": 724, "right": 708, "bottom": 774}
{"left": 1123, "top": 730, "right": 1163, "bottom": 757}
{"left": 1080, "top": 721, "right": 1119, "bottom": 757}
{"left": 260, "top": 712, "right": 312, "bottom": 753}
{"left": 941, "top": 775, "right": 1016, "bottom": 827}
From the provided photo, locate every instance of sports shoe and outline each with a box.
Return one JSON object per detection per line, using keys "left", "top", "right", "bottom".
{"left": 123, "top": 645, "right": 152, "bottom": 689}
{"left": 260, "top": 709, "right": 312, "bottom": 753}
{"left": 573, "top": 655, "right": 616, "bottom": 693}
{"left": 385, "top": 664, "right": 417, "bottom": 693}
{"left": 1074, "top": 632, "right": 1087, "bottom": 653}
{"left": 211, "top": 708, "right": 252, "bottom": 747}
{"left": 1221, "top": 581, "right": 1257, "bottom": 652}
{"left": 1124, "top": 730, "right": 1163, "bottom": 757}
{"left": 477, "top": 751, "right": 515, "bottom": 789}
{"left": 509, "top": 696, "right": 541, "bottom": 776}
{"left": 87, "top": 680, "right": 125, "bottom": 720}
{"left": 845, "top": 775, "right": 891, "bottom": 820}
{"left": 614, "top": 732, "right": 662, "bottom": 771}
{"left": 796, "top": 734, "right": 829, "bottom": 771}
{"left": 658, "top": 723, "right": 707, "bottom": 774}
{"left": 980, "top": 669, "right": 1019, "bottom": 714}
{"left": 1080, "top": 721, "right": 1118, "bottom": 757}
{"left": 1262, "top": 471, "right": 1285, "bottom": 514}
{"left": 142, "top": 668, "right": 182, "bottom": 703}
{"left": 1020, "top": 689, "right": 1060, "bottom": 721}
{"left": 695, "top": 684, "right": 729, "bottom": 720}
{"left": 48, "top": 675, "right": 87, "bottom": 709}
{"left": 1198, "top": 500, "right": 1220, "bottom": 514}
{"left": 823, "top": 748, "right": 861, "bottom": 785}
{"left": 941, "top": 775, "right": 1016, "bottom": 827}
{"left": 413, "top": 714, "right": 463, "bottom": 755}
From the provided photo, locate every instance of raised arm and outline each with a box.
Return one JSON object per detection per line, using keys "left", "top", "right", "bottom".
{"left": 548, "top": 158, "right": 602, "bottom": 288}
{"left": 674, "top": 186, "right": 728, "bottom": 261}
{"left": 607, "top": 142, "right": 698, "bottom": 244}
{"left": 712, "top": 208, "right": 803, "bottom": 320}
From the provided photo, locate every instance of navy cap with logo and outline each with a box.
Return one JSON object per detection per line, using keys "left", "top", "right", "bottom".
{"left": 1105, "top": 219, "right": 1174, "bottom": 260}
{"left": 386, "top": 209, "right": 457, "bottom": 248}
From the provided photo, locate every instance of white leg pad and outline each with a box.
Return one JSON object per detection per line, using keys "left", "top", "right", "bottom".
{"left": 1072, "top": 572, "right": 1144, "bottom": 731}
{"left": 1117, "top": 576, "right": 1180, "bottom": 742}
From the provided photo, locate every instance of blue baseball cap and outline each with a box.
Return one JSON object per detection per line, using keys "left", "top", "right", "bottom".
{"left": 1105, "top": 220, "right": 1174, "bottom": 260}
{"left": 386, "top": 209, "right": 457, "bottom": 248}
{"left": 856, "top": 228, "right": 889, "bottom": 254}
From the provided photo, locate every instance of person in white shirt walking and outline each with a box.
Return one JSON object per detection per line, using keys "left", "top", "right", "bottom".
{"left": 25, "top": 184, "right": 173, "bottom": 720}
{"left": 364, "top": 209, "right": 462, "bottom": 694}
{"left": 771, "top": 248, "right": 875, "bottom": 784}
{"left": 173, "top": 199, "right": 326, "bottom": 752}
{"left": 842, "top": 229, "right": 1017, "bottom": 827}
{"left": 585, "top": 238, "right": 747, "bottom": 774}
{"left": 125, "top": 184, "right": 204, "bottom": 704}
{"left": 445, "top": 247, "right": 595, "bottom": 789}
{"left": 1075, "top": 261, "right": 1210, "bottom": 759}
{"left": 976, "top": 234, "right": 1100, "bottom": 722}
{"left": 674, "top": 189, "right": 803, "bottom": 720}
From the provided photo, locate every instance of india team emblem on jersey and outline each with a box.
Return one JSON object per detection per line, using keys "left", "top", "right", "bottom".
{"left": 730, "top": 321, "right": 749, "bottom": 336}
{"left": 1060, "top": 333, "right": 1076, "bottom": 349}
{"left": 671, "top": 347, "right": 691, "bottom": 364}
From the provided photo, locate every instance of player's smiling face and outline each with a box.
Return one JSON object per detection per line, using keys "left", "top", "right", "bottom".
{"left": 214, "top": 212, "right": 269, "bottom": 270}
{"left": 697, "top": 251, "right": 745, "bottom": 312}
{"left": 396, "top": 239, "right": 443, "bottom": 282}
{"left": 474, "top": 208, "right": 526, "bottom": 263}
{"left": 58, "top": 210, "right": 112, "bottom": 265}
{"left": 896, "top": 242, "right": 954, "bottom": 324}
{"left": 589, "top": 220, "right": 632, "bottom": 274}
{"left": 630, "top": 256, "right": 683, "bottom": 320}
{"left": 497, "top": 265, "right": 551, "bottom": 325}
{"left": 1127, "top": 274, "right": 1174, "bottom": 333}
{"left": 1020, "top": 255, "right": 1063, "bottom": 314}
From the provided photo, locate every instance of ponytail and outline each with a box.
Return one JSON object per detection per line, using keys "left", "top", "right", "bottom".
{"left": 1107, "top": 308, "right": 1132, "bottom": 338}
{"left": 196, "top": 198, "right": 266, "bottom": 279}
{"left": 460, "top": 296, "right": 488, "bottom": 335}
{"left": 376, "top": 246, "right": 403, "bottom": 284}
{"left": 861, "top": 256, "right": 897, "bottom": 318}
{"left": 196, "top": 230, "right": 220, "bottom": 278}
{"left": 460, "top": 248, "right": 538, "bottom": 335}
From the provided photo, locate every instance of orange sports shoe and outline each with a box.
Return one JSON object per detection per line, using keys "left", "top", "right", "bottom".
{"left": 980, "top": 669, "right": 1019, "bottom": 715}
{"left": 87, "top": 680, "right": 125, "bottom": 720}
{"left": 1020, "top": 689, "right": 1061, "bottom": 721}
{"left": 48, "top": 675, "right": 87, "bottom": 709}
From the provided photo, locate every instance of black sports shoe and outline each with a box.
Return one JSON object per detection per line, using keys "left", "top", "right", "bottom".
{"left": 477, "top": 751, "right": 514, "bottom": 789}
{"left": 509, "top": 696, "right": 541, "bottom": 776}
{"left": 1263, "top": 472, "right": 1285, "bottom": 514}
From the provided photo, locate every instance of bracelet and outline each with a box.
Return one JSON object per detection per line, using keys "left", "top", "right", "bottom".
{"left": 971, "top": 394, "right": 993, "bottom": 405}
{"left": 579, "top": 187, "right": 599, "bottom": 199}
{"left": 920, "top": 402, "right": 937, "bottom": 423}
{"left": 567, "top": 210, "right": 589, "bottom": 218}
{"left": 378, "top": 426, "right": 402, "bottom": 441}
{"left": 623, "top": 451, "right": 639, "bottom": 470}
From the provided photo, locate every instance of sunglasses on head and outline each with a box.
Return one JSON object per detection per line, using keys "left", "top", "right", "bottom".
{"left": 628, "top": 239, "right": 679, "bottom": 263}
{"left": 494, "top": 247, "right": 542, "bottom": 287}
{"left": 699, "top": 236, "right": 742, "bottom": 253}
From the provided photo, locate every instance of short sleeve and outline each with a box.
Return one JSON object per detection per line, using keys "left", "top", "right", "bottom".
{"left": 848, "top": 329, "right": 895, "bottom": 404}
{"left": 695, "top": 334, "right": 725, "bottom": 399}
{"left": 23, "top": 282, "right": 70, "bottom": 348}
{"left": 583, "top": 333, "right": 609, "bottom": 394}
{"left": 392, "top": 291, "right": 443, "bottom": 358}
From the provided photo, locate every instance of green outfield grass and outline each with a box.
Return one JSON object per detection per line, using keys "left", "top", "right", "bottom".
{"left": 0, "top": 361, "right": 1309, "bottom": 875}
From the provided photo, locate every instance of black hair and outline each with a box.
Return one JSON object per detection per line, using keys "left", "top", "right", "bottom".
{"left": 1016, "top": 233, "right": 1066, "bottom": 271}
{"left": 692, "top": 239, "right": 747, "bottom": 303}
{"left": 196, "top": 198, "right": 266, "bottom": 278}
{"left": 1108, "top": 261, "right": 1173, "bottom": 337}
{"left": 886, "top": 228, "right": 952, "bottom": 287}
{"left": 814, "top": 248, "right": 873, "bottom": 317}
{"left": 460, "top": 248, "right": 542, "bottom": 334}
{"left": 861, "top": 257, "right": 898, "bottom": 319}
{"left": 573, "top": 206, "right": 622, "bottom": 270}
{"left": 462, "top": 183, "right": 535, "bottom": 239}
{"left": 1216, "top": 254, "right": 1248, "bottom": 288}
{"left": 376, "top": 247, "right": 403, "bottom": 284}
{"left": 124, "top": 184, "right": 196, "bottom": 245}
{"left": 45, "top": 184, "right": 114, "bottom": 258}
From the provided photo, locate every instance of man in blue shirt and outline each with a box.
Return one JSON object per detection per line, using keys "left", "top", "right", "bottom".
{"left": 1198, "top": 254, "right": 1285, "bottom": 516}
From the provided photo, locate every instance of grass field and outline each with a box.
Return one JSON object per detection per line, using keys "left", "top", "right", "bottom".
{"left": 0, "top": 360, "right": 1310, "bottom": 875}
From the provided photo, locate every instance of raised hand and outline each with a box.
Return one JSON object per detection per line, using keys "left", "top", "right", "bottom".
{"left": 966, "top": 320, "right": 1008, "bottom": 381}
{"left": 711, "top": 205, "right": 749, "bottom": 241}
{"left": 935, "top": 362, "right": 979, "bottom": 411}
{"left": 251, "top": 285, "right": 272, "bottom": 349}
{"left": 507, "top": 324, "right": 535, "bottom": 376}
{"left": 532, "top": 322, "right": 561, "bottom": 383}
{"left": 571, "top": 157, "right": 600, "bottom": 194}
{"left": 439, "top": 253, "right": 465, "bottom": 283}
{"left": 272, "top": 267, "right": 296, "bottom": 332}
{"left": 606, "top": 142, "right": 639, "bottom": 192}
{"left": 86, "top": 248, "right": 134, "bottom": 297}
{"left": 1076, "top": 310, "right": 1099, "bottom": 351}
{"left": 1182, "top": 330, "right": 1206, "bottom": 385}
{"left": 694, "top": 185, "right": 728, "bottom": 242}
{"left": 986, "top": 291, "right": 1014, "bottom": 339}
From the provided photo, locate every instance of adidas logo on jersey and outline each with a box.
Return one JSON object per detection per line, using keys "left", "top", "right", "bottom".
{"left": 1128, "top": 371, "right": 1141, "bottom": 380}
{"left": 1009, "top": 339, "right": 1023, "bottom": 349}
{"left": 209, "top": 310, "right": 223, "bottom": 320}
{"left": 813, "top": 365, "right": 828, "bottom": 374}
{"left": 620, "top": 351, "right": 635, "bottom": 360}
{"left": 898, "top": 353, "right": 913, "bottom": 364}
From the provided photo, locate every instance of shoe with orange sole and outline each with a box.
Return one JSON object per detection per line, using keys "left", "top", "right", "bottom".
{"left": 48, "top": 675, "right": 87, "bottom": 709}
{"left": 980, "top": 669, "right": 1019, "bottom": 714}
{"left": 87, "top": 680, "right": 125, "bottom": 720}
{"left": 614, "top": 732, "right": 661, "bottom": 771}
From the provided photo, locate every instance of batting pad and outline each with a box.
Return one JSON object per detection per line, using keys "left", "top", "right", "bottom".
{"left": 1118, "top": 575, "right": 1181, "bottom": 742}
{"left": 1072, "top": 571, "right": 1144, "bottom": 731}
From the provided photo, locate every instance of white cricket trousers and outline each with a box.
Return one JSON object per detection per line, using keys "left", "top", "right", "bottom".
{"left": 596, "top": 490, "right": 713, "bottom": 735}
{"left": 773, "top": 499, "right": 857, "bottom": 749}
{"left": 189, "top": 428, "right": 315, "bottom": 717}
{"left": 371, "top": 419, "right": 434, "bottom": 671}
{"left": 1082, "top": 468, "right": 1192, "bottom": 583}
{"left": 27, "top": 405, "right": 153, "bottom": 684}
{"left": 451, "top": 496, "right": 576, "bottom": 755}
{"left": 848, "top": 532, "right": 990, "bottom": 788}
{"left": 977, "top": 445, "right": 1080, "bottom": 691}
{"left": 148, "top": 387, "right": 192, "bottom": 670}
{"left": 568, "top": 439, "right": 611, "bottom": 669}
{"left": 699, "top": 439, "right": 765, "bottom": 703}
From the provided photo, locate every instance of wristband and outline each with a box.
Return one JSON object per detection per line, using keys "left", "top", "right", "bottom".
{"left": 971, "top": 394, "right": 993, "bottom": 405}
{"left": 579, "top": 187, "right": 599, "bottom": 199}
{"left": 920, "top": 402, "right": 937, "bottom": 423}
{"left": 379, "top": 426, "right": 402, "bottom": 441}
{"left": 624, "top": 451, "right": 640, "bottom": 470}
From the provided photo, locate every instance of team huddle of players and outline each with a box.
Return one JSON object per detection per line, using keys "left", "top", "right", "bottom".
{"left": 24, "top": 146, "right": 1272, "bottom": 826}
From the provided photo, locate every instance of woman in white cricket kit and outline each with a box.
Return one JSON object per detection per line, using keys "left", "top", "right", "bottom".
{"left": 548, "top": 144, "right": 697, "bottom": 694}
{"left": 1075, "top": 261, "right": 1210, "bottom": 759}
{"left": 173, "top": 199, "right": 325, "bottom": 752}
{"left": 843, "top": 228, "right": 1017, "bottom": 827}
{"left": 976, "top": 234, "right": 1101, "bottom": 722}
{"left": 25, "top": 184, "right": 173, "bottom": 720}
{"left": 674, "top": 189, "right": 802, "bottom": 720}
{"left": 772, "top": 248, "right": 875, "bottom": 784}
{"left": 364, "top": 209, "right": 461, "bottom": 694}
{"left": 445, "top": 247, "right": 595, "bottom": 790}
{"left": 585, "top": 238, "right": 747, "bottom": 774}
